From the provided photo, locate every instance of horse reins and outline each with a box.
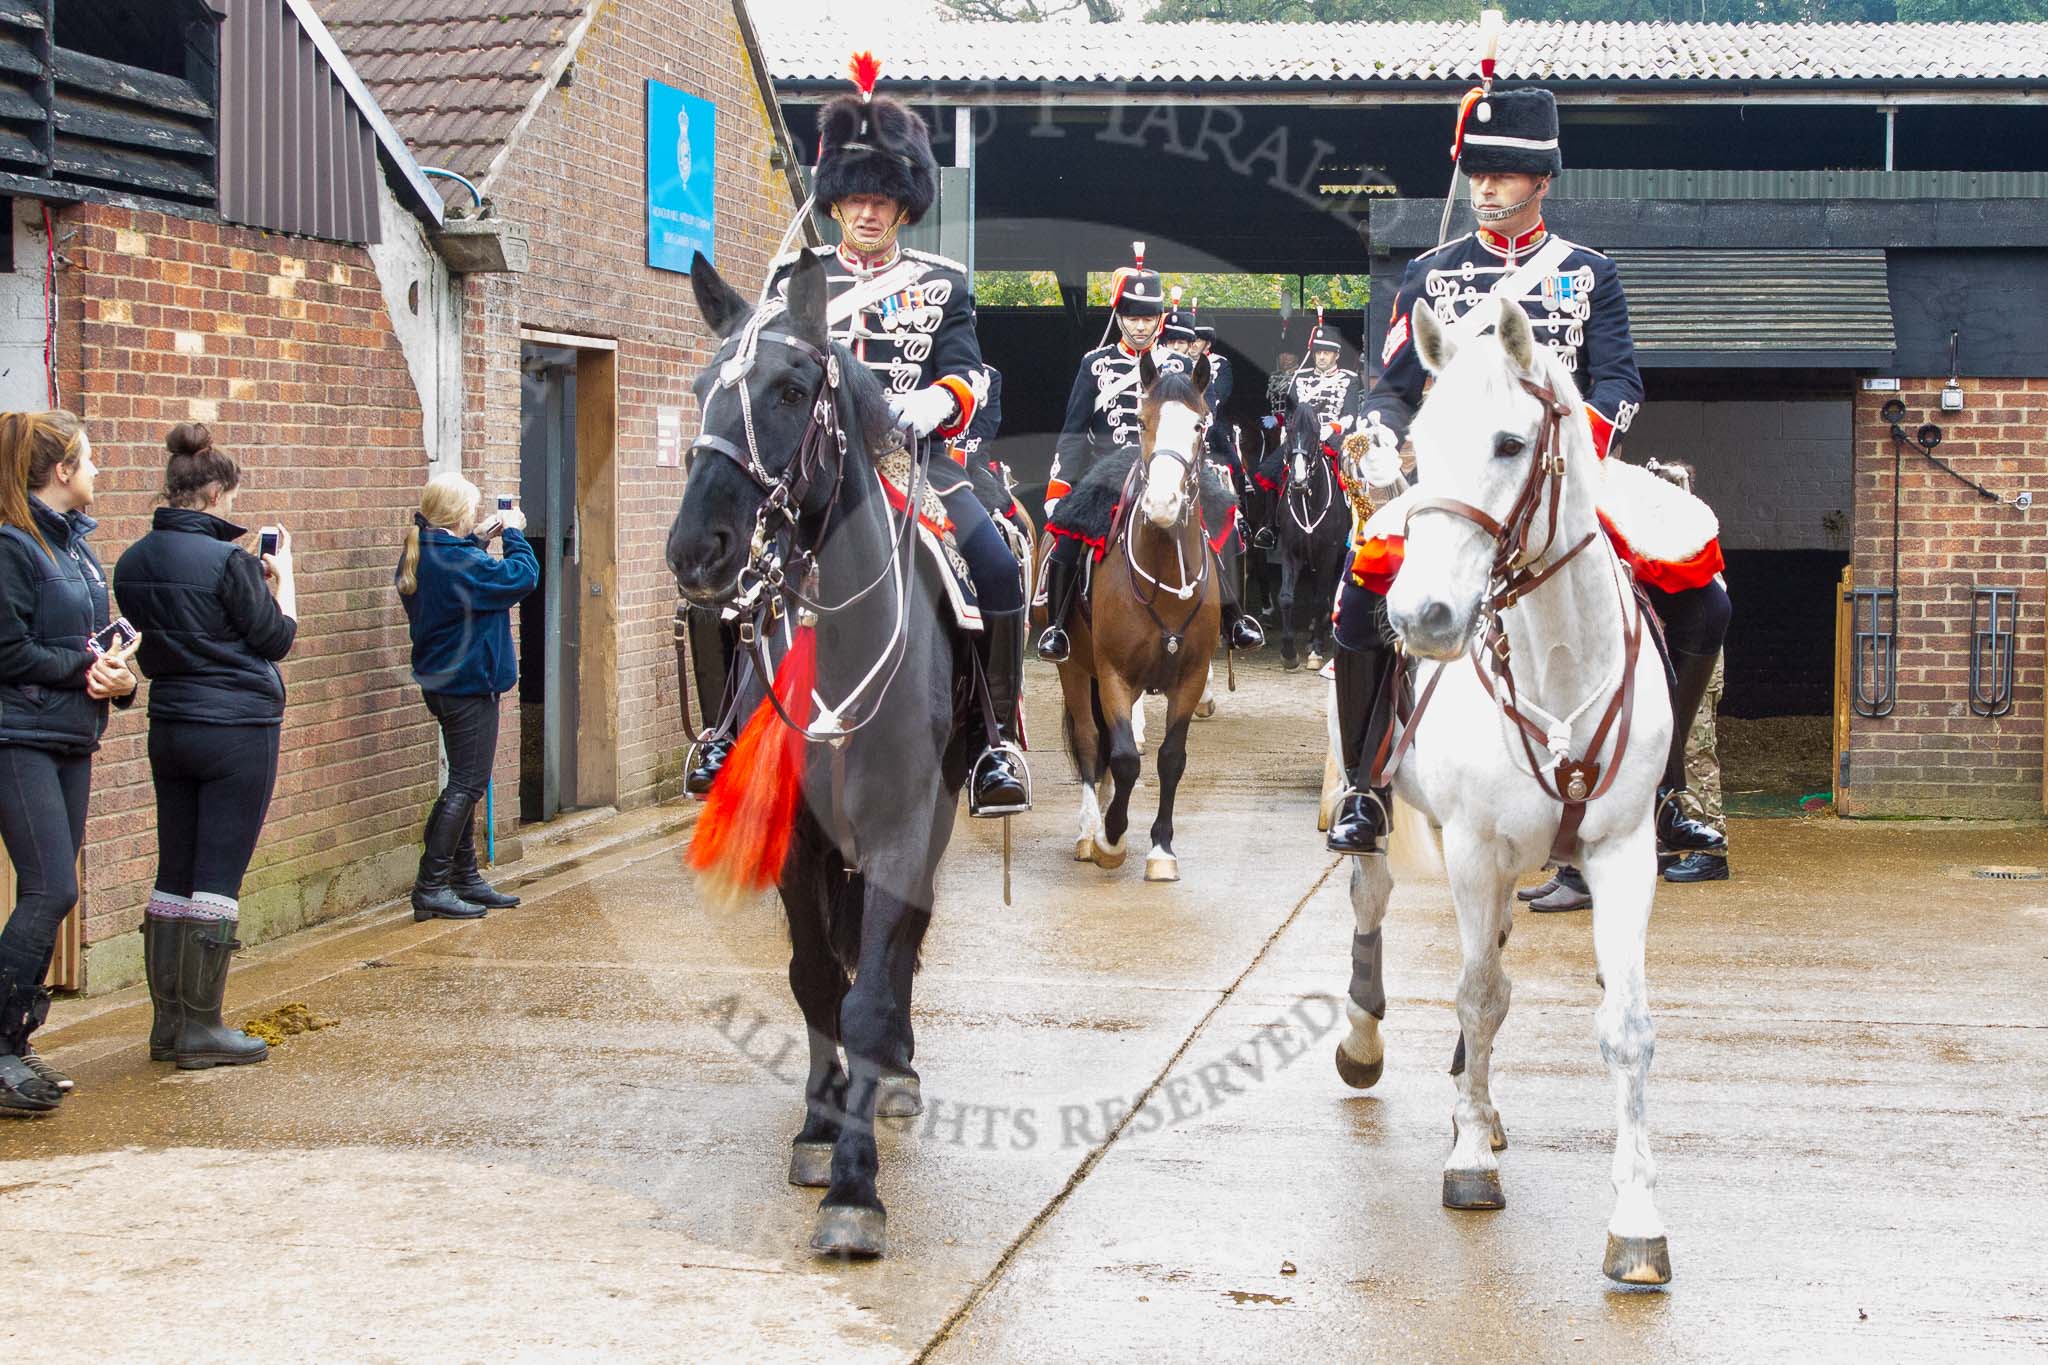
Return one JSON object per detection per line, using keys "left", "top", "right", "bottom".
{"left": 1284, "top": 435, "right": 1339, "bottom": 537}
{"left": 1373, "top": 375, "right": 1643, "bottom": 863}
{"left": 1116, "top": 444, "right": 1211, "bottom": 657}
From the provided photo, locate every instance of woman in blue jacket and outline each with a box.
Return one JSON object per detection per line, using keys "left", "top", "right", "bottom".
{"left": 0, "top": 410, "right": 136, "bottom": 1112}
{"left": 396, "top": 472, "right": 538, "bottom": 921}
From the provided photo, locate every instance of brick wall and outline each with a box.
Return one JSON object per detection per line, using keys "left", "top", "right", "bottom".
{"left": 58, "top": 203, "right": 433, "bottom": 978}
{"left": 463, "top": 0, "right": 797, "bottom": 815}
{"left": 1845, "top": 377, "right": 2048, "bottom": 817}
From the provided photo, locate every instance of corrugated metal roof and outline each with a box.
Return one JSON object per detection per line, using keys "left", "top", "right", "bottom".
{"left": 1611, "top": 249, "right": 1893, "bottom": 362}
{"left": 764, "top": 20, "right": 2048, "bottom": 88}
{"left": 1559, "top": 169, "right": 2048, "bottom": 200}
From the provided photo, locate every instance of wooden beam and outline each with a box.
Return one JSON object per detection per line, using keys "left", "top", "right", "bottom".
{"left": 52, "top": 47, "right": 211, "bottom": 119}
{"left": 574, "top": 347, "right": 619, "bottom": 810}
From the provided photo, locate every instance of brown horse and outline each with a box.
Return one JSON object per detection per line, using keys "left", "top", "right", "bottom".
{"left": 1037, "top": 353, "right": 1220, "bottom": 882}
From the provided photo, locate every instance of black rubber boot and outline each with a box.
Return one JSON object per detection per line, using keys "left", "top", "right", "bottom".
{"left": 0, "top": 971, "right": 62, "bottom": 1112}
{"left": 1657, "top": 648, "right": 1728, "bottom": 854}
{"left": 452, "top": 816, "right": 520, "bottom": 910}
{"left": 144, "top": 914, "right": 183, "bottom": 1060}
{"left": 413, "top": 793, "right": 488, "bottom": 922}
{"left": 1328, "top": 639, "right": 1395, "bottom": 856}
{"left": 970, "top": 608, "right": 1032, "bottom": 817}
{"left": 1036, "top": 545, "right": 1079, "bottom": 663}
{"left": 171, "top": 919, "right": 269, "bottom": 1070}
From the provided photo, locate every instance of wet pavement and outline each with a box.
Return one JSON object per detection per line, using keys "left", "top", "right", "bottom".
{"left": 4, "top": 655, "right": 2045, "bottom": 1363}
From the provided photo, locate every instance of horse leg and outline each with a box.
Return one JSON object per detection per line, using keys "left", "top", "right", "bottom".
{"left": 1144, "top": 701, "right": 1195, "bottom": 882}
{"left": 1132, "top": 694, "right": 1147, "bottom": 754}
{"left": 1335, "top": 854, "right": 1392, "bottom": 1089}
{"left": 1277, "top": 550, "right": 1301, "bottom": 670}
{"left": 1582, "top": 827, "right": 1672, "bottom": 1285}
{"left": 1093, "top": 675, "right": 1140, "bottom": 869}
{"left": 785, "top": 834, "right": 851, "bottom": 1187}
{"left": 1195, "top": 663, "right": 1217, "bottom": 720}
{"left": 1060, "top": 665, "right": 1103, "bottom": 861}
{"left": 814, "top": 869, "right": 933, "bottom": 1259}
{"left": 1441, "top": 832, "right": 1513, "bottom": 1210}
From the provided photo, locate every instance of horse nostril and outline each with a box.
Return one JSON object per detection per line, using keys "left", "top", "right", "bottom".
{"left": 1418, "top": 600, "right": 1454, "bottom": 635}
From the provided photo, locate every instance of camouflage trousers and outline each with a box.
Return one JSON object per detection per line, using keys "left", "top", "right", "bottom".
{"left": 1681, "top": 651, "right": 1726, "bottom": 837}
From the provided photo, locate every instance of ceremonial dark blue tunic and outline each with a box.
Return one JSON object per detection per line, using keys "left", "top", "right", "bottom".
{"left": 1047, "top": 342, "right": 1190, "bottom": 506}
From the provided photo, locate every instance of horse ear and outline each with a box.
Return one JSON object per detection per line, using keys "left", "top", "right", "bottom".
{"left": 785, "top": 251, "right": 829, "bottom": 345}
{"left": 691, "top": 252, "right": 751, "bottom": 339}
{"left": 1413, "top": 304, "right": 1456, "bottom": 376}
{"left": 1192, "top": 354, "right": 1212, "bottom": 396}
{"left": 1139, "top": 347, "right": 1159, "bottom": 392}
{"left": 1495, "top": 295, "right": 1538, "bottom": 376}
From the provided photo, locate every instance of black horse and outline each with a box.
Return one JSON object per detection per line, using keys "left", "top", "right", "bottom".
{"left": 1275, "top": 399, "right": 1350, "bottom": 670}
{"left": 667, "top": 251, "right": 973, "bottom": 1259}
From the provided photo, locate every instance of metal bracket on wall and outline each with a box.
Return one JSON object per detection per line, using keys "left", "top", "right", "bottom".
{"left": 1849, "top": 587, "right": 1897, "bottom": 718}
{"left": 1969, "top": 586, "right": 2017, "bottom": 718}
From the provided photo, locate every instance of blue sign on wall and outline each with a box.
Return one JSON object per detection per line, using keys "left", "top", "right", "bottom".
{"left": 647, "top": 79, "right": 716, "bottom": 272}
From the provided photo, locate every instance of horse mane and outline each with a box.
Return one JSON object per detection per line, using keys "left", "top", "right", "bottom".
{"left": 1146, "top": 370, "right": 1206, "bottom": 414}
{"left": 831, "top": 340, "right": 898, "bottom": 455}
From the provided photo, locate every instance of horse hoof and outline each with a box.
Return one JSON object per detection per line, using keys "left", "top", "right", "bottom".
{"left": 788, "top": 1142, "right": 833, "bottom": 1187}
{"left": 1333, "top": 1040, "right": 1383, "bottom": 1090}
{"left": 1306, "top": 652, "right": 1324, "bottom": 671}
{"left": 1604, "top": 1233, "right": 1672, "bottom": 1286}
{"left": 1491, "top": 1118, "right": 1508, "bottom": 1152}
{"left": 1093, "top": 840, "right": 1127, "bottom": 870}
{"left": 875, "top": 1073, "right": 923, "bottom": 1118}
{"left": 812, "top": 1205, "right": 886, "bottom": 1259}
{"left": 1442, "top": 1169, "right": 1506, "bottom": 1211}
{"left": 1074, "top": 836, "right": 1095, "bottom": 862}
{"left": 1195, "top": 699, "right": 1216, "bottom": 720}
{"left": 1144, "top": 854, "right": 1179, "bottom": 882}
{"left": 1282, "top": 658, "right": 1301, "bottom": 672}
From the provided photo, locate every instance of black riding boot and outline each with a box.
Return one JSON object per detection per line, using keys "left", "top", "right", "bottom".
{"left": 685, "top": 608, "right": 737, "bottom": 798}
{"left": 413, "top": 792, "right": 488, "bottom": 922}
{"left": 970, "top": 609, "right": 1032, "bottom": 817}
{"left": 1328, "top": 636, "right": 1396, "bottom": 857}
{"left": 170, "top": 919, "right": 268, "bottom": 1070}
{"left": 452, "top": 816, "right": 520, "bottom": 910}
{"left": 0, "top": 970, "right": 62, "bottom": 1112}
{"left": 1215, "top": 541, "right": 1265, "bottom": 651}
{"left": 1657, "top": 648, "right": 1727, "bottom": 854}
{"left": 145, "top": 914, "right": 183, "bottom": 1061}
{"left": 1036, "top": 543, "right": 1080, "bottom": 663}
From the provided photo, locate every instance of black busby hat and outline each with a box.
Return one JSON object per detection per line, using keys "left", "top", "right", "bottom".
{"left": 1108, "top": 241, "right": 1165, "bottom": 317}
{"left": 814, "top": 52, "right": 939, "bottom": 223}
{"left": 1161, "top": 286, "right": 1197, "bottom": 343}
{"left": 1456, "top": 86, "right": 1562, "bottom": 178}
{"left": 1309, "top": 306, "right": 1342, "bottom": 354}
{"left": 1190, "top": 296, "right": 1216, "bottom": 344}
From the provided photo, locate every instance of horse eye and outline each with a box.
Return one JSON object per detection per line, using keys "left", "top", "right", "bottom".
{"left": 1496, "top": 435, "right": 1527, "bottom": 459}
{"left": 779, "top": 382, "right": 806, "bottom": 406}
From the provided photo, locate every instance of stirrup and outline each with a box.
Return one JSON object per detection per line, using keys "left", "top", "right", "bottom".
{"left": 1036, "top": 627, "right": 1070, "bottom": 664}
{"left": 1326, "top": 785, "right": 1390, "bottom": 858}
{"left": 684, "top": 731, "right": 729, "bottom": 798}
{"left": 968, "top": 741, "right": 1033, "bottom": 818}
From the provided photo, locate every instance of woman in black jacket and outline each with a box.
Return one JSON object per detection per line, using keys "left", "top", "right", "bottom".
{"left": 0, "top": 410, "right": 137, "bottom": 1112}
{"left": 114, "top": 424, "right": 294, "bottom": 1071}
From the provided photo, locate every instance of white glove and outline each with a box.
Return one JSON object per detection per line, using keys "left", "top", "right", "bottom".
{"left": 887, "top": 385, "right": 959, "bottom": 439}
{"left": 1360, "top": 414, "right": 1402, "bottom": 488}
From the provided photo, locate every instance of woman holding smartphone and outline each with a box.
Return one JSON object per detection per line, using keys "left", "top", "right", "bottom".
{"left": 0, "top": 410, "right": 136, "bottom": 1111}
{"left": 396, "top": 472, "right": 536, "bottom": 921}
{"left": 114, "top": 423, "right": 293, "bottom": 1070}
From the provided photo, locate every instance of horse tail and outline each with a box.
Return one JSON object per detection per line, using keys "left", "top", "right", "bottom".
{"left": 1387, "top": 796, "right": 1443, "bottom": 880}
{"left": 688, "top": 625, "right": 819, "bottom": 907}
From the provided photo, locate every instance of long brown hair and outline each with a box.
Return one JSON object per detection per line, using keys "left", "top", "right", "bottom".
{"left": 0, "top": 409, "right": 84, "bottom": 561}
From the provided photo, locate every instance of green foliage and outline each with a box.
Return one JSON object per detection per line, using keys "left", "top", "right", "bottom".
{"left": 975, "top": 269, "right": 1065, "bottom": 305}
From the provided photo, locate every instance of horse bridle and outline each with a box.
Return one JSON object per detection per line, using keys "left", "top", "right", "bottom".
{"left": 1284, "top": 426, "right": 1338, "bottom": 536}
{"left": 1118, "top": 436, "right": 1210, "bottom": 656}
{"left": 1377, "top": 374, "right": 1643, "bottom": 862}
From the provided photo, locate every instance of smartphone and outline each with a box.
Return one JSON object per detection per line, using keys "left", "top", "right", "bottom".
{"left": 259, "top": 526, "right": 281, "bottom": 558}
{"left": 88, "top": 617, "right": 139, "bottom": 659}
{"left": 497, "top": 495, "right": 515, "bottom": 511}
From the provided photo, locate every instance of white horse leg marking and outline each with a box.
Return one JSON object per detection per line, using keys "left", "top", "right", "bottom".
{"left": 1583, "top": 827, "right": 1670, "bottom": 1282}
{"left": 1442, "top": 834, "right": 1512, "bottom": 1205}
{"left": 1335, "top": 856, "right": 1393, "bottom": 1088}
{"left": 1195, "top": 666, "right": 1216, "bottom": 720}
{"left": 1132, "top": 695, "right": 1147, "bottom": 751}
{"left": 1144, "top": 842, "right": 1179, "bottom": 882}
{"left": 1075, "top": 783, "right": 1102, "bottom": 861}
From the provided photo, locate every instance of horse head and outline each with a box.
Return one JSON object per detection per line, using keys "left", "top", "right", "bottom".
{"left": 666, "top": 251, "right": 885, "bottom": 602}
{"left": 1285, "top": 399, "right": 1321, "bottom": 491}
{"left": 1387, "top": 295, "right": 1594, "bottom": 660}
{"left": 1136, "top": 349, "right": 1211, "bottom": 529}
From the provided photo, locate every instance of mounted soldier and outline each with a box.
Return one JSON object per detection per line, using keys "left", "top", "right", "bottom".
{"left": 1038, "top": 249, "right": 1264, "bottom": 662}
{"left": 689, "top": 55, "right": 1030, "bottom": 819}
{"left": 1191, "top": 306, "right": 1240, "bottom": 482}
{"left": 1326, "top": 85, "right": 1729, "bottom": 869}
{"left": 1252, "top": 314, "right": 1361, "bottom": 550}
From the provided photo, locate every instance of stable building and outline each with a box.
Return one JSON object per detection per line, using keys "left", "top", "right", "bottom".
{"left": 767, "top": 18, "right": 2048, "bottom": 820}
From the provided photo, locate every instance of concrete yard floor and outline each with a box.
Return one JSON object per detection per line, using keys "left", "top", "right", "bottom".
{"left": 3, "top": 655, "right": 2045, "bottom": 1363}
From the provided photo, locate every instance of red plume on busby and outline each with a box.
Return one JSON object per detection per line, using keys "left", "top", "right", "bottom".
{"left": 814, "top": 49, "right": 938, "bottom": 222}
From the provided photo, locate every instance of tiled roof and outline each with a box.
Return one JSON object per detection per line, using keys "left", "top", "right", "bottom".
{"left": 763, "top": 20, "right": 2048, "bottom": 87}
{"left": 311, "top": 0, "right": 589, "bottom": 194}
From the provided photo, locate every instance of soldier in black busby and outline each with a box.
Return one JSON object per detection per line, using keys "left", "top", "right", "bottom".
{"left": 689, "top": 54, "right": 1031, "bottom": 818}
{"left": 1251, "top": 314, "right": 1362, "bottom": 551}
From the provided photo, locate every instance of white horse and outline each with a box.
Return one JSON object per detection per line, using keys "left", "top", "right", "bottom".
{"left": 1331, "top": 296, "right": 1675, "bottom": 1287}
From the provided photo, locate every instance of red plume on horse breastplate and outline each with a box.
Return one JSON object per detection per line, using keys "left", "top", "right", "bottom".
{"left": 688, "top": 623, "right": 819, "bottom": 903}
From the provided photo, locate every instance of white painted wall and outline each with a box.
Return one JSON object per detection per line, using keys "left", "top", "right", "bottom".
{"left": 366, "top": 175, "right": 461, "bottom": 474}
{"left": 1623, "top": 400, "right": 1852, "bottom": 552}
{"left": 0, "top": 197, "right": 52, "bottom": 412}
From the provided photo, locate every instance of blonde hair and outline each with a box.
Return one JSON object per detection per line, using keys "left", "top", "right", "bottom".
{"left": 0, "top": 410, "right": 84, "bottom": 562}
{"left": 397, "top": 471, "right": 479, "bottom": 596}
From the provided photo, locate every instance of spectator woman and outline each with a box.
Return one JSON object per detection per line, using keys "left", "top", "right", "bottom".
{"left": 114, "top": 423, "right": 293, "bottom": 1070}
{"left": 0, "top": 410, "right": 136, "bottom": 1111}
{"left": 396, "top": 472, "right": 536, "bottom": 922}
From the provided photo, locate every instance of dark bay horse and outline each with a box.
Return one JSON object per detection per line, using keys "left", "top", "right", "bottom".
{"left": 666, "top": 252, "right": 974, "bottom": 1259}
{"left": 1038, "top": 353, "right": 1220, "bottom": 883}
{"left": 1276, "top": 399, "right": 1349, "bottom": 671}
